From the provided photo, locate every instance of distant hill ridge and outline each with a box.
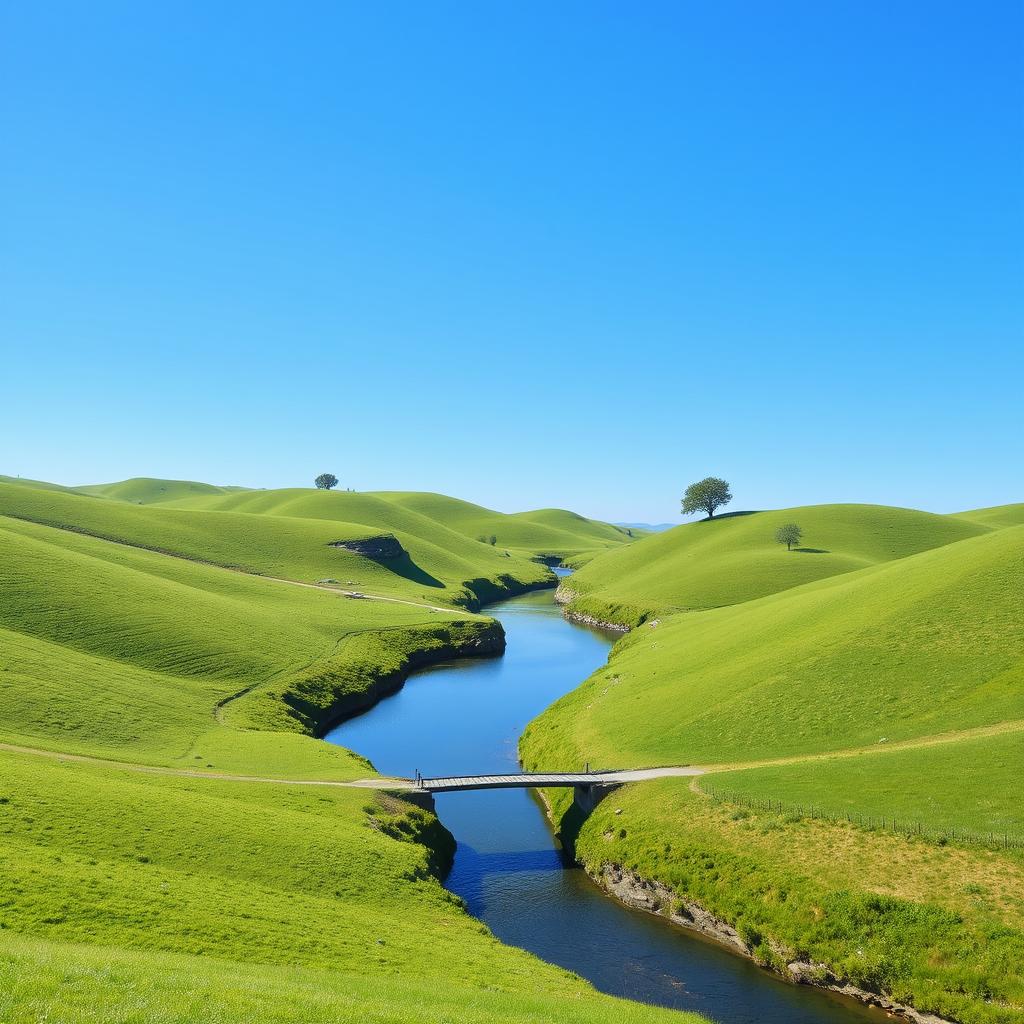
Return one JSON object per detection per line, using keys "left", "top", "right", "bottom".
{"left": 558, "top": 501, "right": 1021, "bottom": 627}
{"left": 59, "top": 477, "right": 635, "bottom": 562}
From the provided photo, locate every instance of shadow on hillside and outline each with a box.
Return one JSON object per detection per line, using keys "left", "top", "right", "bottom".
{"left": 385, "top": 552, "right": 444, "bottom": 588}
{"left": 794, "top": 547, "right": 830, "bottom": 554}
{"left": 696, "top": 510, "right": 761, "bottom": 522}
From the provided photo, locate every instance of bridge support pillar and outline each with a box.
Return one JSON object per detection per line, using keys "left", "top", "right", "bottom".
{"left": 399, "top": 789, "right": 436, "bottom": 812}
{"left": 572, "top": 783, "right": 619, "bottom": 815}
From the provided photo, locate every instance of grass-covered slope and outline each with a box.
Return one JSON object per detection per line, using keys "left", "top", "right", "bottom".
{"left": 159, "top": 483, "right": 634, "bottom": 561}
{"left": 0, "top": 481, "right": 553, "bottom": 609}
{"left": 955, "top": 503, "right": 1024, "bottom": 529}
{"left": 569, "top": 782, "right": 1024, "bottom": 1024}
{"left": 527, "top": 525, "right": 1024, "bottom": 768}
{"left": 0, "top": 474, "right": 82, "bottom": 494}
{"left": 0, "top": 750, "right": 692, "bottom": 1024}
{"left": 558, "top": 503, "right": 989, "bottom": 626}
{"left": 523, "top": 524, "right": 1024, "bottom": 1023}
{"left": 375, "top": 491, "right": 635, "bottom": 559}
{"left": 0, "top": 477, "right": 691, "bottom": 1024}
{"left": 0, "top": 513, "right": 493, "bottom": 765}
{"left": 77, "top": 476, "right": 251, "bottom": 503}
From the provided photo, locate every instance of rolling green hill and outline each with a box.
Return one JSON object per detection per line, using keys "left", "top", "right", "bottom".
{"left": 0, "top": 512, "right": 490, "bottom": 764}
{"left": 0, "top": 474, "right": 81, "bottom": 494}
{"left": 0, "top": 476, "right": 690, "bottom": 1024}
{"left": 0, "top": 481, "right": 554, "bottom": 609}
{"left": 955, "top": 503, "right": 1024, "bottom": 529}
{"left": 526, "top": 525, "right": 1024, "bottom": 768}
{"left": 522, "top": 523, "right": 1024, "bottom": 1023}
{"left": 155, "top": 483, "right": 634, "bottom": 562}
{"left": 377, "top": 492, "right": 635, "bottom": 558}
{"left": 77, "top": 476, "right": 251, "bottom": 503}
{"left": 557, "top": 503, "right": 990, "bottom": 627}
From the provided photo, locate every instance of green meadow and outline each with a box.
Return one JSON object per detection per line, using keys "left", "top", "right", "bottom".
{"left": 558, "top": 503, "right": 989, "bottom": 627}
{"left": 5, "top": 471, "right": 1022, "bottom": 1023}
{"left": 0, "top": 476, "right": 693, "bottom": 1024}
{"left": 523, "top": 510, "right": 1024, "bottom": 1023}
{"left": 159, "top": 484, "right": 634, "bottom": 561}
{"left": 0, "top": 480, "right": 556, "bottom": 609}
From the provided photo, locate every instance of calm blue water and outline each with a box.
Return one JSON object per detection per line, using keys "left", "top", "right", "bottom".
{"left": 326, "top": 587, "right": 882, "bottom": 1024}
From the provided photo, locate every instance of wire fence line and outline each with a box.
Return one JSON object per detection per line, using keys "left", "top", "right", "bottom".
{"left": 698, "top": 782, "right": 1024, "bottom": 852}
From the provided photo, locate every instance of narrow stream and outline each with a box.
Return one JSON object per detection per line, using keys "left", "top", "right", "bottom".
{"left": 325, "top": 584, "right": 883, "bottom": 1024}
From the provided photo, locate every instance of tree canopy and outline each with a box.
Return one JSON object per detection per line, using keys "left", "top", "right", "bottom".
{"left": 681, "top": 477, "right": 733, "bottom": 519}
{"left": 314, "top": 473, "right": 339, "bottom": 490}
{"left": 775, "top": 523, "right": 803, "bottom": 551}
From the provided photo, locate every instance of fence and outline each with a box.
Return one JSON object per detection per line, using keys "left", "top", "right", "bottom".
{"left": 698, "top": 782, "right": 1023, "bottom": 852}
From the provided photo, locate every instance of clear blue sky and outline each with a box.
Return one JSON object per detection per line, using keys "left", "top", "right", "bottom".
{"left": 2, "top": 2, "right": 1021, "bottom": 522}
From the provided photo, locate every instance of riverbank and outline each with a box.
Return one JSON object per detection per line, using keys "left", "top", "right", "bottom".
{"left": 329, "top": 588, "right": 885, "bottom": 1024}
{"left": 588, "top": 862, "right": 951, "bottom": 1024}
{"left": 527, "top": 773, "right": 1024, "bottom": 1024}
{"left": 528, "top": 781, "right": 940, "bottom": 1023}
{"left": 554, "top": 580, "right": 651, "bottom": 630}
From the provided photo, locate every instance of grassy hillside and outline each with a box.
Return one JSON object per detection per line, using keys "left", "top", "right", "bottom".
{"left": 955, "top": 503, "right": 1024, "bottom": 529}
{"left": 77, "top": 476, "right": 251, "bottom": 503}
{"left": 558, "top": 503, "right": 990, "bottom": 627}
{"left": 569, "top": 782, "right": 1024, "bottom": 1024}
{"left": 0, "top": 476, "right": 691, "bottom": 1024}
{"left": 708, "top": 727, "right": 1024, "bottom": 840}
{"left": 375, "top": 491, "right": 635, "bottom": 559}
{"left": 0, "top": 481, "right": 553, "bottom": 609}
{"left": 522, "top": 523, "right": 1024, "bottom": 1023}
{"left": 527, "top": 525, "right": 1024, "bottom": 767}
{"left": 0, "top": 750, "right": 693, "bottom": 1024}
{"left": 156, "top": 483, "right": 634, "bottom": 562}
{"left": 0, "top": 473, "right": 81, "bottom": 494}
{"left": 0, "top": 513, "right": 492, "bottom": 764}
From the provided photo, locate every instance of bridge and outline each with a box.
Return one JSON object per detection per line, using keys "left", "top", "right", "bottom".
{"left": 405, "top": 766, "right": 703, "bottom": 813}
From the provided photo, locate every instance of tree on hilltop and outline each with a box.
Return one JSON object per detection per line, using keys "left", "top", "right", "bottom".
{"left": 315, "top": 473, "right": 339, "bottom": 490}
{"left": 681, "top": 477, "right": 732, "bottom": 519}
{"left": 775, "top": 523, "right": 803, "bottom": 551}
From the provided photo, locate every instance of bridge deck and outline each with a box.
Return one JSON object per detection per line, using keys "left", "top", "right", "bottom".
{"left": 418, "top": 766, "right": 701, "bottom": 793}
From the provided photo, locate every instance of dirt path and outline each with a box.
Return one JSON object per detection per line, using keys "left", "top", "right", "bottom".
{"left": 262, "top": 573, "right": 470, "bottom": 615}
{"left": 0, "top": 741, "right": 416, "bottom": 790}
{"left": 0, "top": 741, "right": 701, "bottom": 791}
{"left": 5, "top": 718, "right": 1020, "bottom": 792}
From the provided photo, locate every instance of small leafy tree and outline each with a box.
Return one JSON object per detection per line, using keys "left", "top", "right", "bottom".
{"left": 775, "top": 523, "right": 803, "bottom": 551}
{"left": 314, "top": 473, "right": 339, "bottom": 490}
{"left": 681, "top": 477, "right": 732, "bottom": 519}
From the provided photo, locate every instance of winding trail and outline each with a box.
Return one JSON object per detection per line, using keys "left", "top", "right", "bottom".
{"left": 263, "top": 573, "right": 474, "bottom": 615}
{"left": 0, "top": 741, "right": 698, "bottom": 791}
{"left": 5, "top": 716, "right": 1022, "bottom": 790}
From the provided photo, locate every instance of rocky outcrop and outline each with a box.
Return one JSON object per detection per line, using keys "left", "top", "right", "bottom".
{"left": 599, "top": 865, "right": 748, "bottom": 953}
{"left": 593, "top": 864, "right": 953, "bottom": 1024}
{"left": 328, "top": 534, "right": 405, "bottom": 560}
{"left": 554, "top": 583, "right": 637, "bottom": 632}
{"left": 560, "top": 608, "right": 631, "bottom": 633}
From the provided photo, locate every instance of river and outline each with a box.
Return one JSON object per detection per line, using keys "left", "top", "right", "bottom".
{"left": 325, "top": 585, "right": 883, "bottom": 1024}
